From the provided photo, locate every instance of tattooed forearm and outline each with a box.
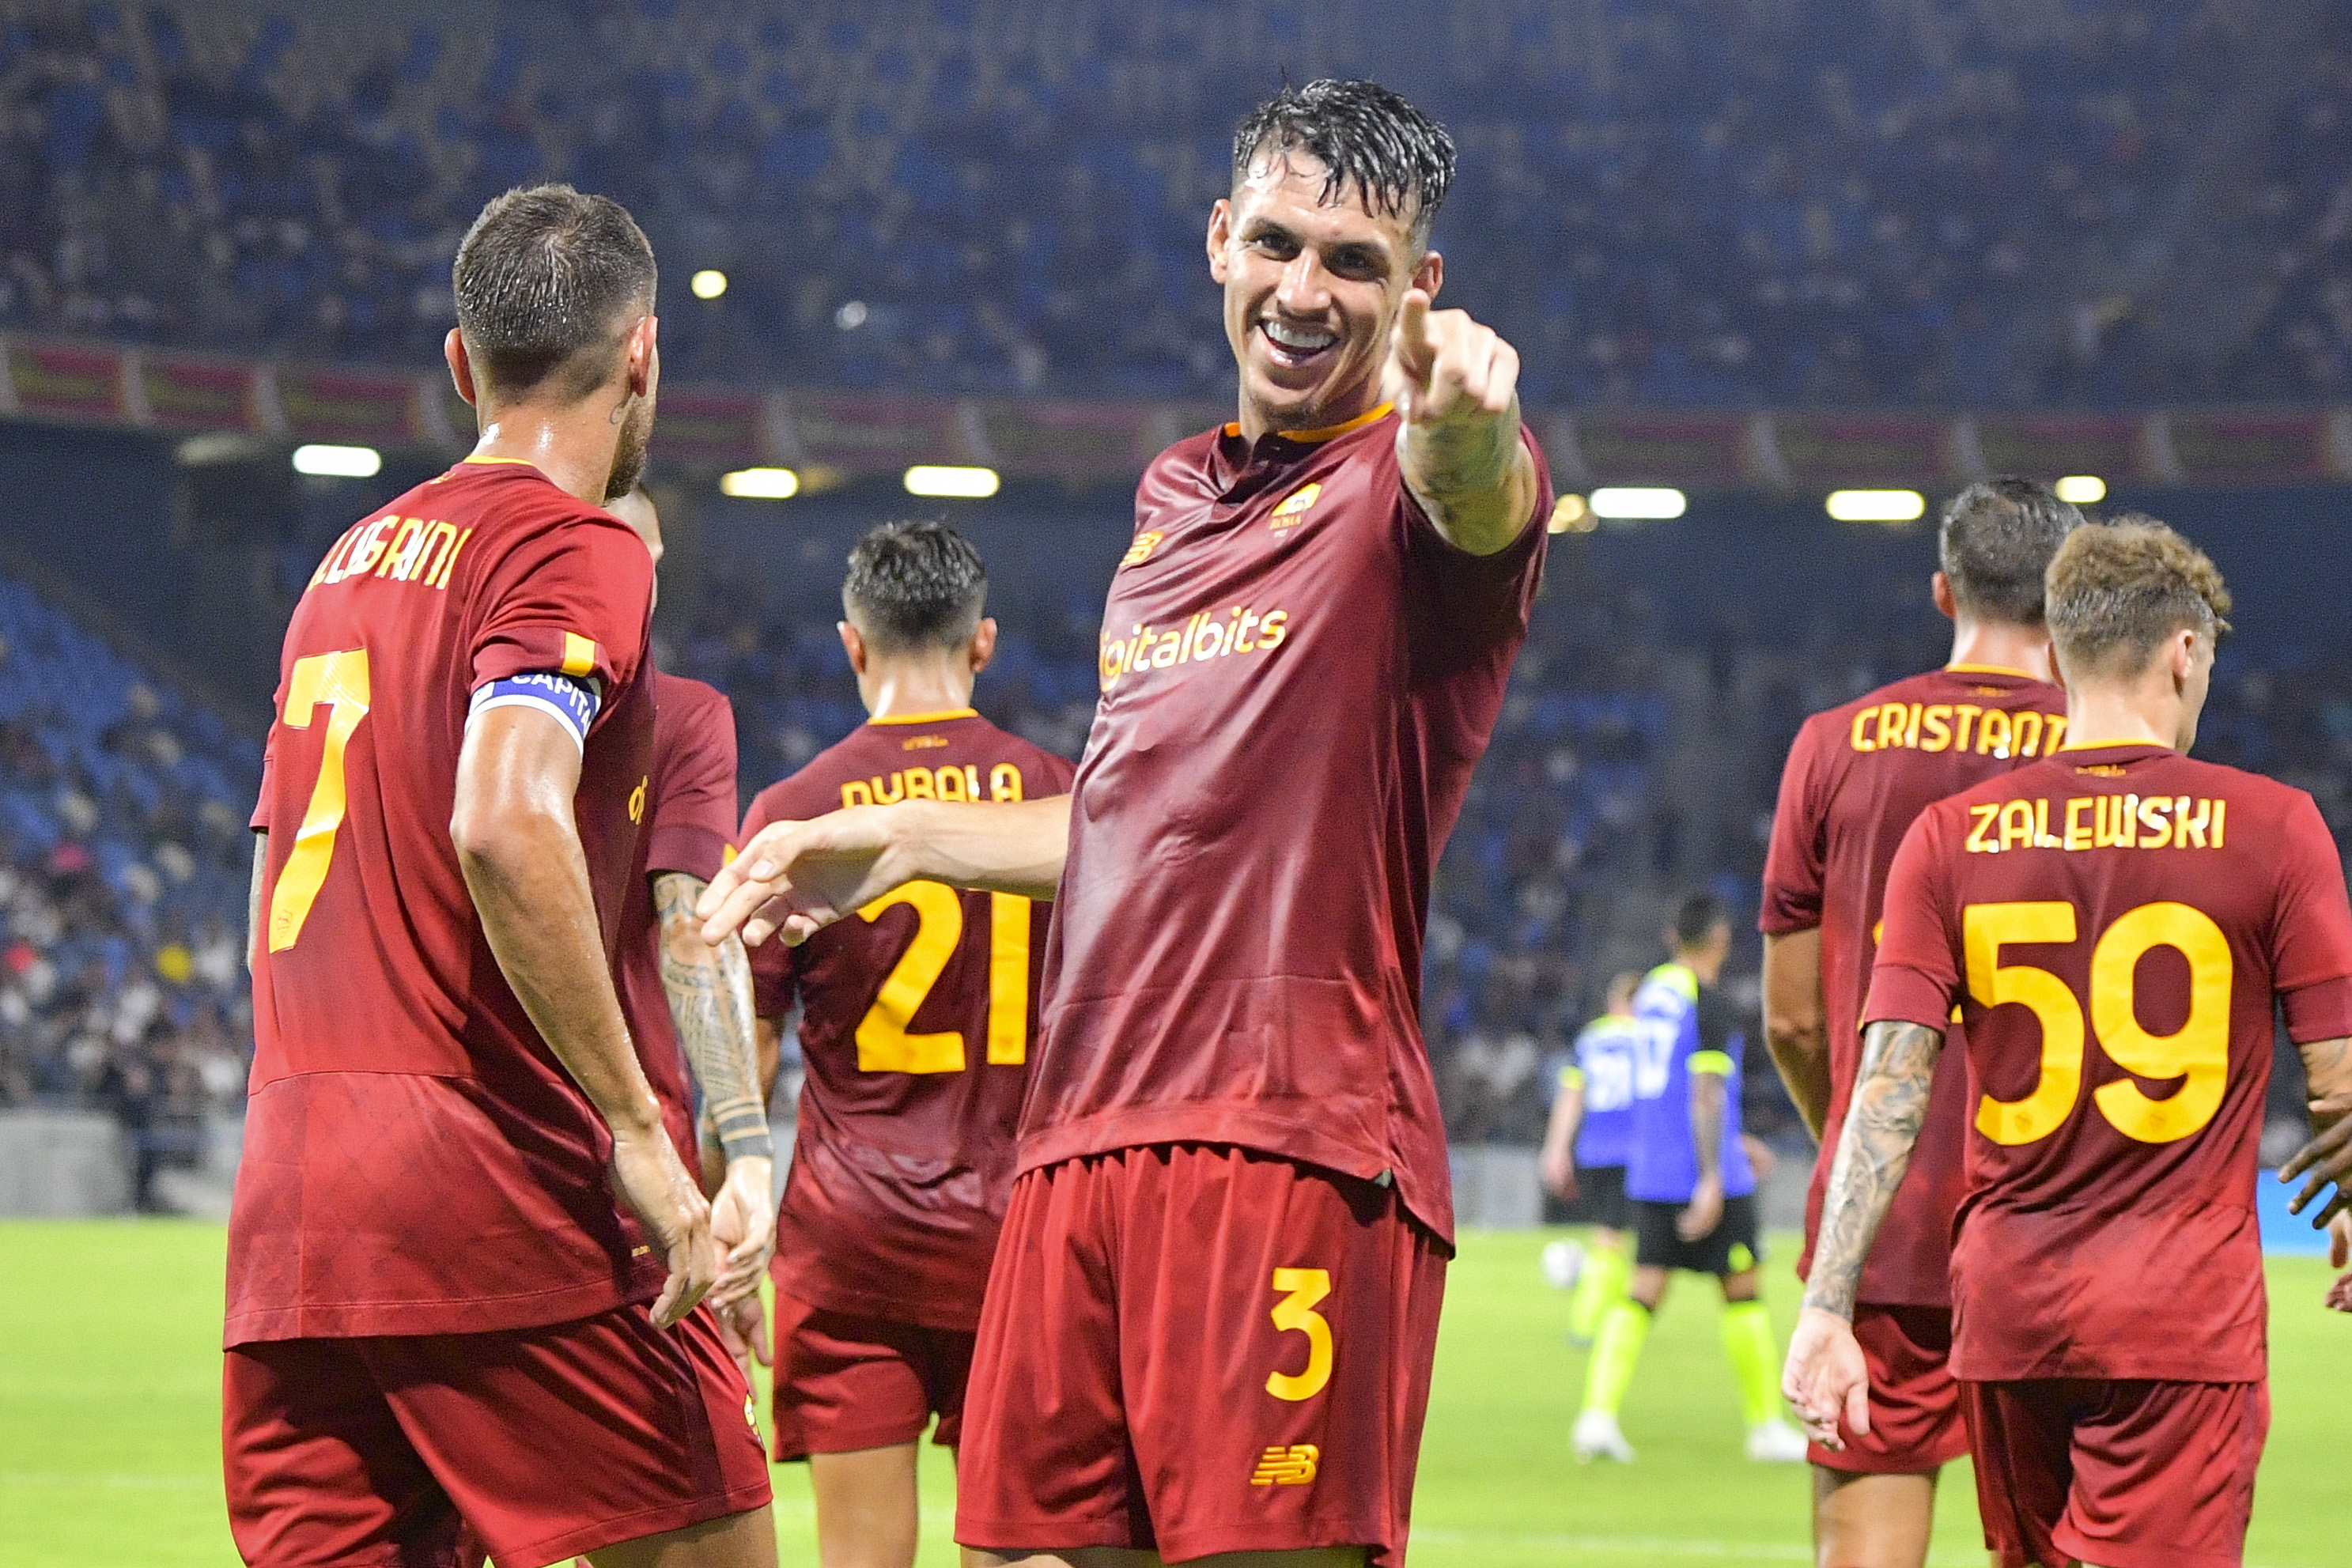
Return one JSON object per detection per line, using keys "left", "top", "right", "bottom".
{"left": 1801, "top": 1020, "right": 1945, "bottom": 1321}
{"left": 1691, "top": 1072, "right": 1726, "bottom": 1183}
{"left": 654, "top": 871, "right": 772, "bottom": 1164}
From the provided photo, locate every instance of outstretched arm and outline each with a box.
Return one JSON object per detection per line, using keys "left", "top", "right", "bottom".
{"left": 653, "top": 871, "right": 773, "bottom": 1312}
{"left": 1783, "top": 1019, "right": 1945, "bottom": 1447}
{"left": 1762, "top": 927, "right": 1832, "bottom": 1143}
{"left": 700, "top": 795, "right": 1071, "bottom": 948}
{"left": 455, "top": 707, "right": 713, "bottom": 1328}
{"left": 1387, "top": 290, "right": 1539, "bottom": 557}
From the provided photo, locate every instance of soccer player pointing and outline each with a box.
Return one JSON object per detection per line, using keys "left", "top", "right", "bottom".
{"left": 1786, "top": 521, "right": 2352, "bottom": 1568}
{"left": 705, "top": 79, "right": 1548, "bottom": 1568}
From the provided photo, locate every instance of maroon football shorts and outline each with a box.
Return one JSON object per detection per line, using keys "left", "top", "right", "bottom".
{"left": 769, "top": 1290, "right": 977, "bottom": 1460}
{"left": 1964, "top": 1377, "right": 2268, "bottom": 1568}
{"left": 223, "top": 1302, "right": 771, "bottom": 1568}
{"left": 955, "top": 1142, "right": 1449, "bottom": 1566}
{"left": 1808, "top": 1302, "right": 1969, "bottom": 1474}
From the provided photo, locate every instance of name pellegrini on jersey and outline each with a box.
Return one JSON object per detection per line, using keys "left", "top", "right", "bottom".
{"left": 1964, "top": 793, "right": 2227, "bottom": 854}
{"left": 1850, "top": 701, "right": 2066, "bottom": 759}
{"left": 1098, "top": 605, "right": 1290, "bottom": 691}
{"left": 306, "top": 513, "right": 474, "bottom": 592}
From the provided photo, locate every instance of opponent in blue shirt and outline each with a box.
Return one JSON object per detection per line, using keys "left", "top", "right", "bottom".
{"left": 1572, "top": 894, "right": 1806, "bottom": 1465}
{"left": 1541, "top": 970, "right": 1643, "bottom": 1342}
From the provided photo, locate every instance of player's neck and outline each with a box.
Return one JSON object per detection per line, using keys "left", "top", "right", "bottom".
{"left": 861, "top": 660, "right": 977, "bottom": 723}
{"left": 1235, "top": 379, "right": 1383, "bottom": 444}
{"left": 1945, "top": 618, "right": 2055, "bottom": 683}
{"left": 2063, "top": 684, "right": 2181, "bottom": 753}
{"left": 467, "top": 407, "right": 620, "bottom": 507}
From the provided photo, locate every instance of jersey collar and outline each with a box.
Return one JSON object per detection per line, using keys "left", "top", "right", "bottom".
{"left": 867, "top": 708, "right": 978, "bottom": 727}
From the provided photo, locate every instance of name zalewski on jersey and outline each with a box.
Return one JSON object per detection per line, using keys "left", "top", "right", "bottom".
{"left": 1964, "top": 793, "right": 2226, "bottom": 854}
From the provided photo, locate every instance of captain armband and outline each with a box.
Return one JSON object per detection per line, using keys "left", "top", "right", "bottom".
{"left": 467, "top": 671, "right": 602, "bottom": 752}
{"left": 1688, "top": 1050, "right": 1735, "bottom": 1077}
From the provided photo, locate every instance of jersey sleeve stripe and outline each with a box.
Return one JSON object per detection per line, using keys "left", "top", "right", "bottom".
{"left": 560, "top": 632, "right": 599, "bottom": 678}
{"left": 1688, "top": 1050, "right": 1735, "bottom": 1076}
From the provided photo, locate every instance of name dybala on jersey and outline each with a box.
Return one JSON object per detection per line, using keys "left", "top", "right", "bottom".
{"left": 618, "top": 673, "right": 741, "bottom": 1170}
{"left": 1763, "top": 666, "right": 2068, "bottom": 1307}
{"left": 1866, "top": 742, "right": 2352, "bottom": 1383}
{"left": 233, "top": 458, "right": 657, "bottom": 1345}
{"left": 743, "top": 711, "right": 1074, "bottom": 1332}
{"left": 1023, "top": 406, "right": 1550, "bottom": 1244}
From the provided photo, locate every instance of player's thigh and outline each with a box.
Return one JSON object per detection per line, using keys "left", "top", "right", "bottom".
{"left": 222, "top": 1337, "right": 463, "bottom": 1566}
{"left": 809, "top": 1444, "right": 921, "bottom": 1568}
{"left": 363, "top": 1304, "right": 773, "bottom": 1568}
{"left": 2055, "top": 1381, "right": 2267, "bottom": 1568}
{"left": 584, "top": 1505, "right": 779, "bottom": 1568}
{"left": 1812, "top": 1468, "right": 1938, "bottom": 1568}
{"left": 771, "top": 1294, "right": 941, "bottom": 1462}
{"left": 1113, "top": 1144, "right": 1446, "bottom": 1566}
{"left": 962, "top": 1550, "right": 1367, "bottom": 1568}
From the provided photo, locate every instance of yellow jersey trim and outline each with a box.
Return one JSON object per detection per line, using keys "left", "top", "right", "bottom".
{"left": 867, "top": 708, "right": 978, "bottom": 727}
{"left": 460, "top": 455, "right": 539, "bottom": 467}
{"left": 560, "top": 633, "right": 598, "bottom": 678}
{"left": 1946, "top": 663, "right": 2037, "bottom": 678}
{"left": 2057, "top": 735, "right": 2166, "bottom": 753}
{"left": 1220, "top": 402, "right": 1397, "bottom": 444}
{"left": 1689, "top": 1050, "right": 1735, "bottom": 1076}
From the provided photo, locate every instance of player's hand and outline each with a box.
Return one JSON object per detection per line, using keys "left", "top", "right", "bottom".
{"left": 708, "top": 1155, "right": 777, "bottom": 1311}
{"left": 1677, "top": 1174, "right": 1724, "bottom": 1242}
{"left": 607, "top": 1121, "right": 717, "bottom": 1329}
{"left": 2280, "top": 1092, "right": 2352, "bottom": 1229}
{"left": 698, "top": 807, "right": 905, "bottom": 949}
{"left": 1783, "top": 1306, "right": 1868, "bottom": 1450}
{"left": 2329, "top": 1211, "right": 2350, "bottom": 1273}
{"left": 1741, "top": 1134, "right": 1777, "bottom": 1181}
{"left": 714, "top": 1289, "right": 770, "bottom": 1390}
{"left": 1382, "top": 289, "right": 1519, "bottom": 429}
{"left": 1540, "top": 1144, "right": 1577, "bottom": 1201}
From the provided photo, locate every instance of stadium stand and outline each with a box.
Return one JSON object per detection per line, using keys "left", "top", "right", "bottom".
{"left": 0, "top": 0, "right": 2346, "bottom": 406}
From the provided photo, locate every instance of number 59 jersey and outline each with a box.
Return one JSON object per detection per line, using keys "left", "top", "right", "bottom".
{"left": 741, "top": 711, "right": 1075, "bottom": 1332}
{"left": 1867, "top": 742, "right": 2352, "bottom": 1385}
{"left": 233, "top": 459, "right": 656, "bottom": 1347}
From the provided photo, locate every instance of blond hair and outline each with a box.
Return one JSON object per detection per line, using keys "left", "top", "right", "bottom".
{"left": 2045, "top": 516, "right": 2232, "bottom": 680}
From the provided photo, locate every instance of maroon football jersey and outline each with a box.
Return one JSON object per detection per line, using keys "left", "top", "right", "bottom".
{"left": 743, "top": 711, "right": 1074, "bottom": 1330}
{"left": 618, "top": 673, "right": 741, "bottom": 1171}
{"left": 233, "top": 458, "right": 658, "bottom": 1344}
{"left": 1763, "top": 665, "right": 2068, "bottom": 1305}
{"left": 1868, "top": 742, "right": 2352, "bottom": 1381}
{"left": 1021, "top": 408, "right": 1549, "bottom": 1244}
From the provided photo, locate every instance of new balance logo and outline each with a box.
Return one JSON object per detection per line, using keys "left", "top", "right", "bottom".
{"left": 1250, "top": 1445, "right": 1318, "bottom": 1486}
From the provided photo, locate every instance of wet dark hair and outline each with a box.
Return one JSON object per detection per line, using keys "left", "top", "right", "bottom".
{"left": 842, "top": 520, "right": 988, "bottom": 653}
{"left": 1938, "top": 478, "right": 2084, "bottom": 625}
{"left": 1672, "top": 892, "right": 1730, "bottom": 950}
{"left": 1231, "top": 79, "right": 1456, "bottom": 243}
{"left": 453, "top": 183, "right": 656, "bottom": 403}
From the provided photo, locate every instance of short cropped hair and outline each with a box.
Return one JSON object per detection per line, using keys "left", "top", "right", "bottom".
{"left": 453, "top": 184, "right": 656, "bottom": 403}
{"left": 842, "top": 520, "right": 988, "bottom": 653}
{"left": 1938, "top": 478, "right": 2084, "bottom": 625}
{"left": 1672, "top": 892, "right": 1730, "bottom": 950}
{"left": 1232, "top": 79, "right": 1455, "bottom": 244}
{"left": 2046, "top": 516, "right": 2232, "bottom": 680}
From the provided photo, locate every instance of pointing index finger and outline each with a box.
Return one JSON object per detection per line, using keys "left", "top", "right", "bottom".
{"left": 1392, "top": 289, "right": 1435, "bottom": 376}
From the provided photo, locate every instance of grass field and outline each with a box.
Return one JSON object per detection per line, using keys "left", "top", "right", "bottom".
{"left": 2, "top": 1221, "right": 2345, "bottom": 1567}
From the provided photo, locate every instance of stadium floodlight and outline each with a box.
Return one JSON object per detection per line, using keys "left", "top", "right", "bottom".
{"left": 690, "top": 269, "right": 728, "bottom": 300}
{"left": 1826, "top": 489, "right": 1926, "bottom": 523}
{"left": 1588, "top": 486, "right": 1687, "bottom": 520}
{"left": 291, "top": 443, "right": 382, "bottom": 478}
{"left": 2055, "top": 474, "right": 2107, "bottom": 504}
{"left": 1548, "top": 493, "right": 1595, "bottom": 533}
{"left": 905, "top": 465, "right": 1000, "bottom": 499}
{"left": 719, "top": 467, "right": 799, "bottom": 499}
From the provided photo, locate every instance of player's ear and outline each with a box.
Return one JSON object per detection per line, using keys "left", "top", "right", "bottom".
{"left": 445, "top": 330, "right": 478, "bottom": 410}
{"left": 625, "top": 314, "right": 659, "bottom": 400}
{"left": 1410, "top": 246, "right": 1443, "bottom": 301}
{"left": 838, "top": 621, "right": 868, "bottom": 676}
{"left": 1207, "top": 198, "right": 1233, "bottom": 283}
{"left": 1930, "top": 572, "right": 1957, "bottom": 622}
{"left": 970, "top": 617, "right": 999, "bottom": 675}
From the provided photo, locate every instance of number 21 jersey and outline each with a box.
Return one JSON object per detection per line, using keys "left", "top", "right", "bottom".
{"left": 742, "top": 711, "right": 1074, "bottom": 1331}
{"left": 234, "top": 459, "right": 656, "bottom": 1345}
{"left": 1867, "top": 742, "right": 2352, "bottom": 1383}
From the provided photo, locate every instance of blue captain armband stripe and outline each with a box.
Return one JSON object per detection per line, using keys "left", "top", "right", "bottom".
{"left": 467, "top": 671, "right": 602, "bottom": 750}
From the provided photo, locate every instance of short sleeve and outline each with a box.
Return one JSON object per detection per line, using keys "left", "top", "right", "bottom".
{"left": 1863, "top": 807, "right": 1962, "bottom": 1030}
{"left": 469, "top": 515, "right": 652, "bottom": 722}
{"left": 249, "top": 738, "right": 274, "bottom": 833}
{"left": 2271, "top": 792, "right": 2352, "bottom": 1042}
{"left": 1401, "top": 424, "right": 1551, "bottom": 654}
{"left": 1759, "top": 716, "right": 1829, "bottom": 934}
{"left": 646, "top": 685, "right": 739, "bottom": 883}
{"left": 737, "top": 786, "right": 800, "bottom": 1020}
{"left": 1690, "top": 988, "right": 1736, "bottom": 1072}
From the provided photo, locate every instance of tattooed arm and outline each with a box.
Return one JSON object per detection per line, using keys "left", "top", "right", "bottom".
{"left": 247, "top": 832, "right": 267, "bottom": 973}
{"left": 1781, "top": 1019, "right": 1946, "bottom": 1447}
{"left": 654, "top": 871, "right": 774, "bottom": 1313}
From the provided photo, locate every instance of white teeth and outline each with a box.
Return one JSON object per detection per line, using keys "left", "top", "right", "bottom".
{"left": 1265, "top": 322, "right": 1337, "bottom": 351}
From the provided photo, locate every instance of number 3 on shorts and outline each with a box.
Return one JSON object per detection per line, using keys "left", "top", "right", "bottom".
{"left": 1265, "top": 1268, "right": 1333, "bottom": 1401}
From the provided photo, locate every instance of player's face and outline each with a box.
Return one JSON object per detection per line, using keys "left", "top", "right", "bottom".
{"left": 1208, "top": 150, "right": 1437, "bottom": 434}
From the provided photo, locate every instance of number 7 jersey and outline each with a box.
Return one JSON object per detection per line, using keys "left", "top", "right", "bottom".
{"left": 741, "top": 711, "right": 1076, "bottom": 1331}
{"left": 1866, "top": 741, "right": 2352, "bottom": 1384}
{"left": 233, "top": 458, "right": 656, "bottom": 1346}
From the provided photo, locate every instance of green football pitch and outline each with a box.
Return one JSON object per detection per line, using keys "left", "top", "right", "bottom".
{"left": 2, "top": 1221, "right": 2345, "bottom": 1568}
